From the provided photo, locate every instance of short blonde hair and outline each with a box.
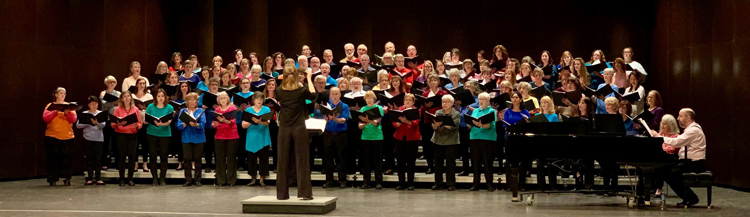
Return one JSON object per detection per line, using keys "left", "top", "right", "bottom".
{"left": 104, "top": 75, "right": 117, "bottom": 85}
{"left": 394, "top": 53, "right": 404, "bottom": 60}
{"left": 604, "top": 97, "right": 619, "bottom": 107}
{"left": 448, "top": 68, "right": 460, "bottom": 78}
{"left": 540, "top": 96, "right": 555, "bottom": 114}
{"left": 217, "top": 92, "right": 230, "bottom": 106}
{"left": 517, "top": 82, "right": 532, "bottom": 92}
{"left": 463, "top": 59, "right": 473, "bottom": 66}
{"left": 500, "top": 81, "right": 513, "bottom": 90}
{"left": 377, "top": 72, "right": 390, "bottom": 83}
{"left": 185, "top": 92, "right": 199, "bottom": 102}
{"left": 661, "top": 114, "right": 680, "bottom": 135}
{"left": 404, "top": 93, "right": 416, "bottom": 102}
{"left": 364, "top": 90, "right": 377, "bottom": 100}
{"left": 251, "top": 65, "right": 262, "bottom": 73}
{"left": 532, "top": 67, "right": 544, "bottom": 76}
{"left": 602, "top": 68, "right": 614, "bottom": 75}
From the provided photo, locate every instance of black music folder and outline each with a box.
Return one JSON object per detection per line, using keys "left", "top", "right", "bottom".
{"left": 210, "top": 110, "right": 237, "bottom": 121}
{"left": 426, "top": 112, "right": 456, "bottom": 127}
{"left": 522, "top": 100, "right": 537, "bottom": 110}
{"left": 233, "top": 93, "right": 252, "bottom": 106}
{"left": 133, "top": 98, "right": 153, "bottom": 108}
{"left": 628, "top": 110, "right": 655, "bottom": 123}
{"left": 529, "top": 86, "right": 548, "bottom": 99}
{"left": 260, "top": 73, "right": 274, "bottom": 81}
{"left": 78, "top": 112, "right": 108, "bottom": 125}
{"left": 489, "top": 60, "right": 506, "bottom": 71}
{"left": 145, "top": 113, "right": 173, "bottom": 125}
{"left": 169, "top": 101, "right": 185, "bottom": 111}
{"left": 319, "top": 103, "right": 343, "bottom": 117}
{"left": 264, "top": 98, "right": 280, "bottom": 111}
{"left": 109, "top": 113, "right": 139, "bottom": 126}
{"left": 529, "top": 114, "right": 550, "bottom": 123}
{"left": 389, "top": 108, "right": 420, "bottom": 122}
{"left": 342, "top": 95, "right": 367, "bottom": 108}
{"left": 241, "top": 111, "right": 273, "bottom": 123}
{"left": 585, "top": 63, "right": 609, "bottom": 72}
{"left": 47, "top": 102, "right": 79, "bottom": 111}
{"left": 351, "top": 107, "right": 382, "bottom": 121}
{"left": 448, "top": 88, "right": 476, "bottom": 108}
{"left": 201, "top": 92, "right": 218, "bottom": 107}
{"left": 415, "top": 94, "right": 443, "bottom": 107}
{"left": 490, "top": 93, "right": 510, "bottom": 110}
{"left": 378, "top": 92, "right": 406, "bottom": 108}
{"left": 615, "top": 91, "right": 641, "bottom": 103}
{"left": 404, "top": 55, "right": 423, "bottom": 67}
{"left": 179, "top": 110, "right": 204, "bottom": 124}
{"left": 102, "top": 93, "right": 120, "bottom": 102}
{"left": 464, "top": 112, "right": 495, "bottom": 128}
{"left": 161, "top": 84, "right": 179, "bottom": 97}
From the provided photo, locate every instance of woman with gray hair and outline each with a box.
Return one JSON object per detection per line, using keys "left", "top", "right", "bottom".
{"left": 431, "top": 94, "right": 461, "bottom": 191}
{"left": 653, "top": 114, "right": 681, "bottom": 197}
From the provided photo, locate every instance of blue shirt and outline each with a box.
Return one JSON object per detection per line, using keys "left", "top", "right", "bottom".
{"left": 624, "top": 118, "right": 636, "bottom": 135}
{"left": 324, "top": 99, "right": 350, "bottom": 132}
{"left": 232, "top": 91, "right": 255, "bottom": 124}
{"left": 444, "top": 82, "right": 463, "bottom": 90}
{"left": 176, "top": 108, "right": 206, "bottom": 144}
{"left": 595, "top": 83, "right": 619, "bottom": 114}
{"left": 326, "top": 76, "right": 338, "bottom": 87}
{"left": 179, "top": 74, "right": 201, "bottom": 84}
{"left": 469, "top": 107, "right": 497, "bottom": 141}
{"left": 196, "top": 81, "right": 209, "bottom": 92}
{"left": 503, "top": 109, "right": 530, "bottom": 128}
{"left": 244, "top": 106, "right": 272, "bottom": 153}
{"left": 457, "top": 106, "right": 470, "bottom": 128}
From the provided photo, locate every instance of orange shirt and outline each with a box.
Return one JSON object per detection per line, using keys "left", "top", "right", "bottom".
{"left": 43, "top": 103, "right": 77, "bottom": 140}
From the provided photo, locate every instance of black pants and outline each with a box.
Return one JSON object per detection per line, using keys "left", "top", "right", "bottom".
{"left": 434, "top": 144, "right": 458, "bottom": 187}
{"left": 215, "top": 139, "right": 238, "bottom": 185}
{"left": 248, "top": 146, "right": 270, "bottom": 177}
{"left": 345, "top": 120, "right": 362, "bottom": 174}
{"left": 360, "top": 140, "right": 383, "bottom": 185}
{"left": 237, "top": 126, "right": 248, "bottom": 169}
{"left": 323, "top": 131, "right": 347, "bottom": 182}
{"left": 269, "top": 120, "right": 279, "bottom": 171}
{"left": 381, "top": 116, "right": 395, "bottom": 171}
{"left": 665, "top": 160, "right": 706, "bottom": 202}
{"left": 470, "top": 140, "right": 494, "bottom": 187}
{"left": 458, "top": 127, "right": 471, "bottom": 172}
{"left": 45, "top": 137, "right": 73, "bottom": 183}
{"left": 495, "top": 127, "right": 506, "bottom": 174}
{"left": 203, "top": 128, "right": 217, "bottom": 169}
{"left": 103, "top": 123, "right": 115, "bottom": 167}
{"left": 84, "top": 140, "right": 104, "bottom": 181}
{"left": 420, "top": 123, "right": 435, "bottom": 169}
{"left": 147, "top": 135, "right": 169, "bottom": 181}
{"left": 599, "top": 159, "right": 619, "bottom": 191}
{"left": 116, "top": 133, "right": 138, "bottom": 181}
{"left": 309, "top": 135, "right": 323, "bottom": 170}
{"left": 183, "top": 142, "right": 204, "bottom": 183}
{"left": 276, "top": 124, "right": 312, "bottom": 200}
{"left": 395, "top": 139, "right": 419, "bottom": 187}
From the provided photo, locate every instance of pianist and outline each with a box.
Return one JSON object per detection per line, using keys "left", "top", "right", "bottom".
{"left": 649, "top": 108, "right": 707, "bottom": 207}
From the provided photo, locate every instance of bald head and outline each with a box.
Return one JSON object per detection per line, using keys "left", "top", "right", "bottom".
{"left": 329, "top": 87, "right": 341, "bottom": 102}
{"left": 385, "top": 42, "right": 395, "bottom": 54}
{"left": 357, "top": 44, "right": 368, "bottom": 57}
{"left": 407, "top": 45, "right": 417, "bottom": 57}
{"left": 677, "top": 108, "right": 696, "bottom": 128}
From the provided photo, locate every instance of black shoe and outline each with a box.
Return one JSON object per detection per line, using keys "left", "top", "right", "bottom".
{"left": 426, "top": 168, "right": 434, "bottom": 174}
{"left": 448, "top": 186, "right": 456, "bottom": 191}
{"left": 322, "top": 181, "right": 337, "bottom": 188}
{"left": 63, "top": 179, "right": 71, "bottom": 186}
{"left": 248, "top": 179, "right": 257, "bottom": 186}
{"left": 360, "top": 184, "right": 371, "bottom": 189}
{"left": 469, "top": 186, "right": 479, "bottom": 191}
{"left": 407, "top": 186, "right": 415, "bottom": 191}
{"left": 159, "top": 178, "right": 166, "bottom": 186}
{"left": 49, "top": 182, "right": 57, "bottom": 186}
{"left": 127, "top": 181, "right": 135, "bottom": 186}
{"left": 431, "top": 185, "right": 442, "bottom": 190}
{"left": 183, "top": 182, "right": 192, "bottom": 187}
{"left": 458, "top": 171, "right": 471, "bottom": 176}
{"left": 384, "top": 169, "right": 394, "bottom": 175}
{"left": 119, "top": 180, "right": 126, "bottom": 186}
{"left": 487, "top": 187, "right": 495, "bottom": 192}
{"left": 396, "top": 186, "right": 405, "bottom": 190}
{"left": 677, "top": 200, "right": 699, "bottom": 208}
{"left": 152, "top": 179, "right": 159, "bottom": 186}
{"left": 195, "top": 182, "right": 202, "bottom": 187}
{"left": 339, "top": 181, "right": 347, "bottom": 188}
{"left": 375, "top": 184, "right": 383, "bottom": 190}
{"left": 205, "top": 168, "right": 212, "bottom": 173}
{"left": 301, "top": 197, "right": 314, "bottom": 200}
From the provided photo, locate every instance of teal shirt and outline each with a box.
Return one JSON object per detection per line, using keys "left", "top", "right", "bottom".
{"left": 244, "top": 106, "right": 272, "bottom": 153}
{"left": 469, "top": 107, "right": 497, "bottom": 141}
{"left": 535, "top": 113, "right": 560, "bottom": 122}
{"left": 360, "top": 105, "right": 384, "bottom": 140}
{"left": 145, "top": 103, "right": 174, "bottom": 137}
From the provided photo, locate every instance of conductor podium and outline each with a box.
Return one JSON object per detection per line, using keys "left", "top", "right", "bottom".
{"left": 241, "top": 196, "right": 337, "bottom": 214}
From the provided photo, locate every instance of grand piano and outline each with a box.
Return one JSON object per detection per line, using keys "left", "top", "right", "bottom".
{"left": 504, "top": 115, "right": 673, "bottom": 206}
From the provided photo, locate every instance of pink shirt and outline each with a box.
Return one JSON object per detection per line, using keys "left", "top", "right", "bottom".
{"left": 212, "top": 105, "right": 239, "bottom": 140}
{"left": 111, "top": 105, "right": 143, "bottom": 134}
{"left": 663, "top": 122, "right": 706, "bottom": 161}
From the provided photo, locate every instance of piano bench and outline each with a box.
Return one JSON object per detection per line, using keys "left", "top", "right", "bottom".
{"left": 682, "top": 171, "right": 714, "bottom": 208}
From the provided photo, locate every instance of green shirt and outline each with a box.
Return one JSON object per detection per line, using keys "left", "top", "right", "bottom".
{"left": 145, "top": 103, "right": 174, "bottom": 137}
{"left": 469, "top": 107, "right": 497, "bottom": 141}
{"left": 360, "top": 105, "right": 383, "bottom": 140}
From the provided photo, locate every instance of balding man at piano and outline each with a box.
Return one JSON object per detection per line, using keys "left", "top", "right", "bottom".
{"left": 649, "top": 108, "right": 707, "bottom": 207}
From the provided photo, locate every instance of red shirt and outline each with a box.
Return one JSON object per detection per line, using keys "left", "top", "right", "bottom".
{"left": 392, "top": 105, "right": 421, "bottom": 141}
{"left": 420, "top": 89, "right": 447, "bottom": 124}
{"left": 111, "top": 106, "right": 143, "bottom": 134}
{"left": 394, "top": 67, "right": 414, "bottom": 85}
{"left": 169, "top": 66, "right": 183, "bottom": 72}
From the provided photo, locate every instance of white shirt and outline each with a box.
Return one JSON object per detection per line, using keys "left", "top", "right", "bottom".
{"left": 625, "top": 85, "right": 646, "bottom": 116}
{"left": 122, "top": 75, "right": 150, "bottom": 92}
{"left": 663, "top": 122, "right": 706, "bottom": 161}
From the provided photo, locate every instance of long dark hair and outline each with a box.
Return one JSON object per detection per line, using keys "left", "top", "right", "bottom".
{"left": 154, "top": 89, "right": 168, "bottom": 107}
{"left": 176, "top": 82, "right": 193, "bottom": 100}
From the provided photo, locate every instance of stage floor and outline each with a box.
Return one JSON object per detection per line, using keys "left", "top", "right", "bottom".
{"left": 0, "top": 178, "right": 747, "bottom": 216}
